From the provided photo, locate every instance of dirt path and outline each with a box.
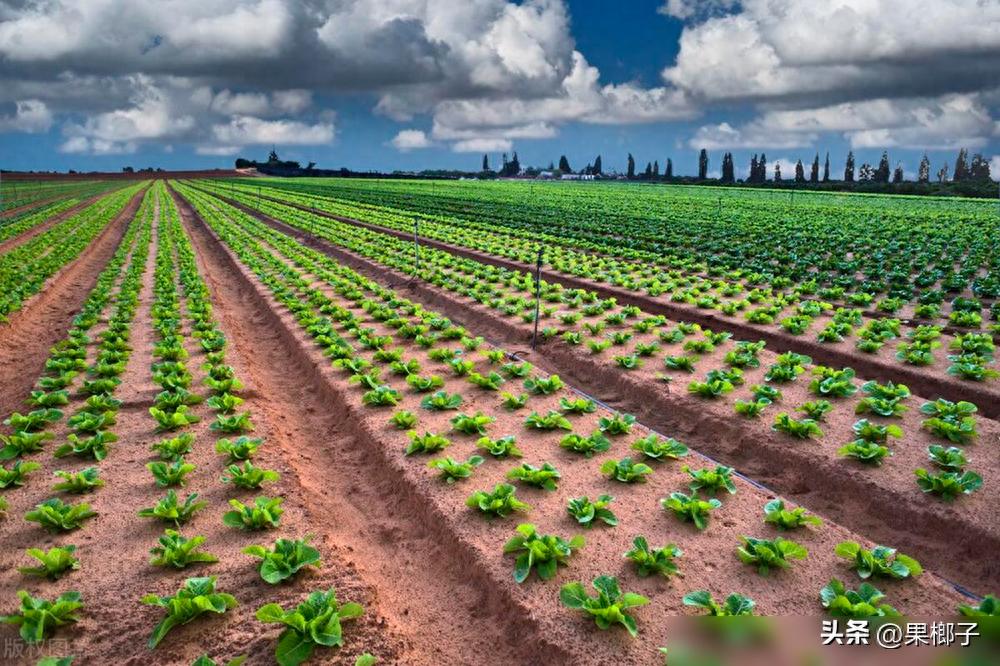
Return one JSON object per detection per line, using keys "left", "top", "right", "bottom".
{"left": 192, "top": 190, "right": 999, "bottom": 594}
{"left": 202, "top": 188, "right": 1000, "bottom": 419}
{"left": 174, "top": 185, "right": 565, "bottom": 665}
{"left": 0, "top": 188, "right": 147, "bottom": 420}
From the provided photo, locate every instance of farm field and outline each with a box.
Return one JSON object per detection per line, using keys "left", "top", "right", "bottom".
{"left": 0, "top": 177, "right": 997, "bottom": 665}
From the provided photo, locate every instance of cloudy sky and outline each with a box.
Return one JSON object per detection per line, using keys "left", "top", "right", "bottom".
{"left": 1, "top": 0, "right": 999, "bottom": 176}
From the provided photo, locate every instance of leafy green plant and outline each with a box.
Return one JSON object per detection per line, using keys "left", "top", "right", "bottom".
{"left": 4, "top": 409, "right": 63, "bottom": 432}
{"left": 405, "top": 430, "right": 451, "bottom": 455}
{"left": 420, "top": 390, "right": 463, "bottom": 411}
{"left": 25, "top": 498, "right": 97, "bottom": 532}
{"left": 142, "top": 577, "right": 237, "bottom": 649}
{"left": 914, "top": 468, "right": 982, "bottom": 499}
{"left": 567, "top": 494, "right": 617, "bottom": 527}
{"left": 150, "top": 405, "right": 200, "bottom": 431}
{"left": 661, "top": 492, "right": 721, "bottom": 530}
{"left": 215, "top": 436, "right": 263, "bottom": 461}
{"left": 560, "top": 575, "right": 648, "bottom": 637}
{"left": 630, "top": 434, "right": 688, "bottom": 461}
{"left": 559, "top": 397, "right": 596, "bottom": 415}
{"left": 52, "top": 467, "right": 104, "bottom": 493}
{"left": 0, "top": 430, "right": 53, "bottom": 459}
{"left": 0, "top": 460, "right": 41, "bottom": 488}
{"left": 151, "top": 433, "right": 196, "bottom": 461}
{"left": 624, "top": 537, "right": 681, "bottom": 578}
{"left": 0, "top": 590, "right": 82, "bottom": 644}
{"left": 524, "top": 375, "right": 565, "bottom": 395}
{"left": 507, "top": 462, "right": 560, "bottom": 490}
{"left": 475, "top": 435, "right": 522, "bottom": 458}
{"left": 820, "top": 579, "right": 899, "bottom": 618}
{"left": 18, "top": 546, "right": 79, "bottom": 580}
{"left": 244, "top": 536, "right": 322, "bottom": 584}
{"left": 256, "top": 588, "right": 364, "bottom": 666}
{"left": 427, "top": 455, "right": 484, "bottom": 483}
{"left": 221, "top": 461, "right": 280, "bottom": 490}
{"left": 958, "top": 595, "right": 1000, "bottom": 617}
{"left": 559, "top": 431, "right": 611, "bottom": 457}
{"left": 503, "top": 523, "right": 584, "bottom": 583}
{"left": 601, "top": 457, "right": 653, "bottom": 483}
{"left": 834, "top": 541, "right": 922, "bottom": 580}
{"left": 772, "top": 412, "right": 823, "bottom": 439}
{"left": 466, "top": 483, "right": 530, "bottom": 518}
{"left": 150, "top": 530, "right": 219, "bottom": 569}
{"left": 148, "top": 461, "right": 197, "bottom": 488}
{"left": 682, "top": 591, "right": 755, "bottom": 616}
{"left": 524, "top": 410, "right": 572, "bottom": 431}
{"left": 838, "top": 439, "right": 891, "bottom": 465}
{"left": 211, "top": 412, "right": 253, "bottom": 434}
{"left": 598, "top": 413, "right": 636, "bottom": 435}
{"left": 389, "top": 410, "right": 417, "bottom": 429}
{"left": 500, "top": 392, "right": 529, "bottom": 410}
{"left": 797, "top": 400, "right": 833, "bottom": 421}
{"left": 206, "top": 393, "right": 244, "bottom": 414}
{"left": 926, "top": 444, "right": 967, "bottom": 471}
{"left": 223, "top": 497, "right": 284, "bottom": 530}
{"left": 450, "top": 411, "right": 494, "bottom": 435}
{"left": 683, "top": 465, "right": 736, "bottom": 494}
{"left": 763, "top": 499, "right": 821, "bottom": 530}
{"left": 737, "top": 536, "right": 808, "bottom": 575}
{"left": 54, "top": 430, "right": 116, "bottom": 461}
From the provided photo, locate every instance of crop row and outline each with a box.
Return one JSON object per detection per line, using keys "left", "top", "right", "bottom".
{"left": 173, "top": 181, "right": 994, "bottom": 655}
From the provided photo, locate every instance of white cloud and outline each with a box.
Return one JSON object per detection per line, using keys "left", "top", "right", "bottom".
{"left": 990, "top": 156, "right": 1000, "bottom": 181}
{"left": 210, "top": 115, "right": 334, "bottom": 146}
{"left": 0, "top": 99, "right": 53, "bottom": 133}
{"left": 390, "top": 129, "right": 433, "bottom": 151}
{"left": 195, "top": 144, "right": 240, "bottom": 156}
{"left": 59, "top": 136, "right": 137, "bottom": 155}
{"left": 452, "top": 138, "right": 512, "bottom": 153}
{"left": 657, "top": 0, "right": 738, "bottom": 21}
{"left": 689, "top": 121, "right": 814, "bottom": 150}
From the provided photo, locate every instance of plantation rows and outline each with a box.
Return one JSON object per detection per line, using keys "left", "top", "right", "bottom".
{"left": 0, "top": 178, "right": 997, "bottom": 664}
{"left": 216, "top": 179, "right": 1000, "bottom": 382}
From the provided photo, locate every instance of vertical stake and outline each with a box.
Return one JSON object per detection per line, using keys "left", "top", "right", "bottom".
{"left": 531, "top": 246, "right": 543, "bottom": 350}
{"left": 413, "top": 219, "right": 420, "bottom": 278}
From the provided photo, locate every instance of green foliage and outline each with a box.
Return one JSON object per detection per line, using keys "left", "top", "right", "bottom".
{"left": 52, "top": 467, "right": 104, "bottom": 493}
{"left": 631, "top": 434, "right": 688, "bottom": 461}
{"left": 598, "top": 413, "right": 636, "bottom": 435}
{"left": 737, "top": 536, "right": 808, "bottom": 575}
{"left": 0, "top": 590, "right": 82, "bottom": 644}
{"left": 223, "top": 497, "right": 284, "bottom": 530}
{"left": 506, "top": 462, "right": 560, "bottom": 490}
{"left": 624, "top": 537, "right": 681, "bottom": 578}
{"left": 559, "top": 575, "right": 648, "bottom": 637}
{"left": 405, "top": 430, "right": 451, "bottom": 455}
{"left": 151, "top": 433, "right": 195, "bottom": 461}
{"left": 682, "top": 591, "right": 755, "bottom": 616}
{"left": 244, "top": 536, "right": 322, "bottom": 584}
{"left": 559, "top": 431, "right": 610, "bottom": 457}
{"left": 797, "top": 400, "right": 833, "bottom": 421}
{"left": 256, "top": 589, "right": 364, "bottom": 666}
{"left": 150, "top": 530, "right": 219, "bottom": 569}
{"left": 215, "top": 436, "right": 263, "bottom": 461}
{"left": 476, "top": 435, "right": 522, "bottom": 458}
{"left": 420, "top": 390, "right": 463, "bottom": 411}
{"left": 450, "top": 411, "right": 494, "bottom": 435}
{"left": 150, "top": 405, "right": 200, "bottom": 431}
{"left": 567, "top": 495, "right": 617, "bottom": 527}
{"left": 221, "top": 461, "right": 280, "bottom": 490}
{"left": 559, "top": 397, "right": 596, "bottom": 414}
{"left": 661, "top": 492, "right": 721, "bottom": 530}
{"left": 138, "top": 490, "right": 207, "bottom": 526}
{"left": 524, "top": 410, "right": 572, "bottom": 431}
{"left": 503, "top": 523, "right": 584, "bottom": 583}
{"left": 763, "top": 499, "right": 821, "bottom": 530}
{"left": 427, "top": 455, "right": 484, "bottom": 483}
{"left": 820, "top": 579, "right": 899, "bottom": 618}
{"left": 500, "top": 392, "right": 529, "bottom": 410}
{"left": 389, "top": 410, "right": 417, "bottom": 429}
{"left": 772, "top": 412, "right": 823, "bottom": 439}
{"left": 524, "top": 375, "right": 565, "bottom": 395}
{"left": 600, "top": 457, "right": 653, "bottom": 483}
{"left": 18, "top": 546, "right": 79, "bottom": 580}
{"left": 834, "top": 541, "right": 922, "bottom": 580}
{"left": 142, "top": 577, "right": 237, "bottom": 648}
{"left": 210, "top": 411, "right": 253, "bottom": 434}
{"left": 914, "top": 468, "right": 982, "bottom": 499}
{"left": 683, "top": 465, "right": 736, "bottom": 494}
{"left": 958, "top": 595, "right": 1000, "bottom": 617}
{"left": 0, "top": 460, "right": 41, "bottom": 488}
{"left": 148, "top": 461, "right": 197, "bottom": 488}
{"left": 25, "top": 498, "right": 97, "bottom": 532}
{"left": 466, "top": 483, "right": 530, "bottom": 518}
{"left": 0, "top": 431, "right": 53, "bottom": 459}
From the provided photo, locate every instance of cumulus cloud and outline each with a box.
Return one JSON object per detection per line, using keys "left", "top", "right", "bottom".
{"left": 0, "top": 99, "right": 53, "bottom": 133}
{"left": 210, "top": 116, "right": 334, "bottom": 146}
{"left": 390, "top": 129, "right": 433, "bottom": 151}
{"left": 452, "top": 138, "right": 512, "bottom": 153}
{"left": 990, "top": 156, "right": 1000, "bottom": 181}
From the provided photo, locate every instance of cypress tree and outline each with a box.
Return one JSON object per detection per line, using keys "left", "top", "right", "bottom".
{"left": 823, "top": 152, "right": 830, "bottom": 182}
{"left": 810, "top": 153, "right": 820, "bottom": 182}
{"left": 698, "top": 149, "right": 708, "bottom": 180}
{"left": 844, "top": 151, "right": 855, "bottom": 182}
{"left": 627, "top": 153, "right": 635, "bottom": 179}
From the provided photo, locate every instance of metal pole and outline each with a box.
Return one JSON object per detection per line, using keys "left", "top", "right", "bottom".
{"left": 413, "top": 219, "right": 420, "bottom": 277}
{"left": 531, "top": 246, "right": 543, "bottom": 350}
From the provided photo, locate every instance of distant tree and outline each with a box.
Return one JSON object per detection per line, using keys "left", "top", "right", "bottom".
{"left": 810, "top": 154, "right": 819, "bottom": 182}
{"left": 892, "top": 163, "right": 904, "bottom": 183}
{"left": 122, "top": 166, "right": 134, "bottom": 173}
{"left": 698, "top": 149, "right": 709, "bottom": 180}
{"left": 953, "top": 148, "right": 970, "bottom": 181}
{"left": 937, "top": 163, "right": 950, "bottom": 182}
{"left": 510, "top": 152, "right": 521, "bottom": 175}
{"left": 593, "top": 155, "right": 602, "bottom": 175}
{"left": 721, "top": 152, "right": 735, "bottom": 183}
{"left": 653, "top": 160, "right": 660, "bottom": 177}
{"left": 482, "top": 154, "right": 489, "bottom": 171}
{"left": 547, "top": 161, "right": 555, "bottom": 171}
{"left": 875, "top": 151, "right": 891, "bottom": 183}
{"left": 970, "top": 153, "right": 991, "bottom": 181}
{"left": 558, "top": 155, "right": 571, "bottom": 173}
{"left": 794, "top": 159, "right": 805, "bottom": 183}
{"left": 665, "top": 158, "right": 673, "bottom": 179}
{"left": 823, "top": 152, "right": 830, "bottom": 182}
{"left": 267, "top": 148, "right": 280, "bottom": 163}
{"left": 749, "top": 155, "right": 759, "bottom": 183}
{"left": 235, "top": 158, "right": 253, "bottom": 169}
{"left": 917, "top": 154, "right": 930, "bottom": 183}
{"left": 643, "top": 162, "right": 653, "bottom": 178}
{"left": 759, "top": 154, "right": 767, "bottom": 183}
{"left": 859, "top": 163, "right": 873, "bottom": 182}
{"left": 627, "top": 153, "right": 635, "bottom": 179}
{"left": 773, "top": 162, "right": 782, "bottom": 182}
{"left": 844, "top": 151, "right": 855, "bottom": 182}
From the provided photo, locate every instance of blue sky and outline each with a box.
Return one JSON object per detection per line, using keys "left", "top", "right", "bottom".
{"left": 1, "top": 0, "right": 998, "bottom": 178}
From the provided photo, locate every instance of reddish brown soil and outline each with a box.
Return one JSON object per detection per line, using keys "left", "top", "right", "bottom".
{"left": 218, "top": 189, "right": 1000, "bottom": 419}
{"left": 167, "top": 187, "right": 975, "bottom": 661}
{"left": 207, "top": 192, "right": 1000, "bottom": 593}
{"left": 0, "top": 188, "right": 146, "bottom": 420}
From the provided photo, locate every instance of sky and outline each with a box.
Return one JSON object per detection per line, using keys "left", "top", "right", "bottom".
{"left": 0, "top": 0, "right": 999, "bottom": 178}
